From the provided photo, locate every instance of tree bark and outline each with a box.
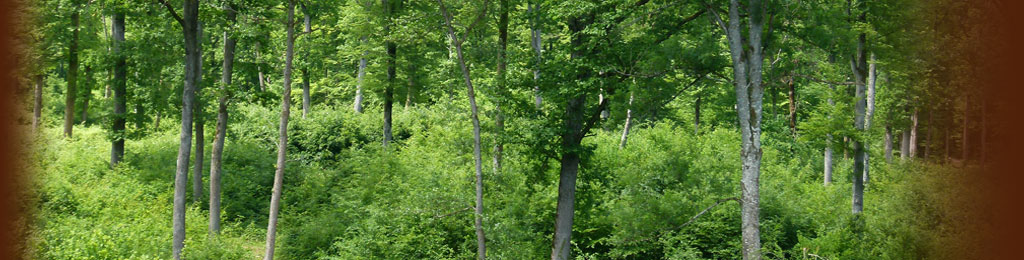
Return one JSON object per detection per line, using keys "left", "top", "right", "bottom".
{"left": 111, "top": 13, "right": 126, "bottom": 167}
{"left": 787, "top": 77, "right": 796, "bottom": 135}
{"left": 437, "top": 2, "right": 488, "bottom": 259}
{"left": 493, "top": 0, "right": 507, "bottom": 178}
{"left": 171, "top": 1, "right": 201, "bottom": 259}
{"left": 80, "top": 65, "right": 91, "bottom": 124}
{"left": 33, "top": 74, "right": 43, "bottom": 131}
{"left": 382, "top": 0, "right": 395, "bottom": 146}
{"left": 64, "top": 0, "right": 80, "bottom": 138}
{"left": 264, "top": 2, "right": 295, "bottom": 259}
{"left": 900, "top": 130, "right": 910, "bottom": 160}
{"left": 849, "top": 21, "right": 868, "bottom": 214}
{"left": 529, "top": 0, "right": 542, "bottom": 110}
{"left": 301, "top": 5, "right": 311, "bottom": 118}
{"left": 694, "top": 93, "right": 701, "bottom": 135}
{"left": 209, "top": 3, "right": 236, "bottom": 235}
{"left": 353, "top": 36, "right": 367, "bottom": 113}
{"left": 619, "top": 92, "right": 634, "bottom": 149}
{"left": 709, "top": 1, "right": 765, "bottom": 258}
{"left": 824, "top": 84, "right": 835, "bottom": 185}
{"left": 909, "top": 108, "right": 918, "bottom": 158}
{"left": 863, "top": 53, "right": 876, "bottom": 184}
{"left": 193, "top": 23, "right": 206, "bottom": 204}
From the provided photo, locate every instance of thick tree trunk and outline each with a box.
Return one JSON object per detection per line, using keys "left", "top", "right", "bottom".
{"left": 264, "top": 2, "right": 295, "bottom": 259}
{"left": 551, "top": 96, "right": 583, "bottom": 260}
{"left": 619, "top": 92, "right": 634, "bottom": 149}
{"left": 437, "top": 2, "right": 488, "bottom": 258}
{"left": 33, "top": 74, "right": 43, "bottom": 131}
{"left": 172, "top": 1, "right": 201, "bottom": 259}
{"left": 111, "top": 13, "right": 126, "bottom": 167}
{"left": 850, "top": 26, "right": 868, "bottom": 214}
{"left": 353, "top": 37, "right": 367, "bottom": 113}
{"left": 710, "top": 1, "right": 765, "bottom": 258}
{"left": 383, "top": 0, "right": 395, "bottom": 146}
{"left": 301, "top": 5, "right": 311, "bottom": 118}
{"left": 64, "top": 1, "right": 80, "bottom": 138}
{"left": 209, "top": 4, "right": 236, "bottom": 235}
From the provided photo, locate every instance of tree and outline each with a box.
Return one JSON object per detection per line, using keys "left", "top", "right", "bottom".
{"left": 110, "top": 11, "right": 126, "bottom": 166}
{"left": 382, "top": 0, "right": 396, "bottom": 146}
{"left": 156, "top": 0, "right": 201, "bottom": 258}
{"left": 706, "top": 0, "right": 767, "bottom": 258}
{"left": 264, "top": 1, "right": 296, "bottom": 258}
{"left": 437, "top": 1, "right": 489, "bottom": 258}
{"left": 492, "top": 0, "right": 507, "bottom": 180}
{"left": 64, "top": 0, "right": 81, "bottom": 138}
{"left": 209, "top": 1, "right": 237, "bottom": 235}
{"left": 301, "top": 3, "right": 311, "bottom": 118}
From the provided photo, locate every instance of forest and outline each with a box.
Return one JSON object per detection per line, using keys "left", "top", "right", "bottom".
{"left": 9, "top": 0, "right": 1003, "bottom": 259}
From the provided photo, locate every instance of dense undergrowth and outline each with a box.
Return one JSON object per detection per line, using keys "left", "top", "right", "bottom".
{"left": 27, "top": 103, "right": 978, "bottom": 259}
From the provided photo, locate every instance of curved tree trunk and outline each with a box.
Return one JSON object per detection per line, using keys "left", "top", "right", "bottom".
{"left": 209, "top": 3, "right": 236, "bottom": 235}
{"left": 111, "top": 12, "right": 126, "bottom": 167}
{"left": 264, "top": 2, "right": 295, "bottom": 259}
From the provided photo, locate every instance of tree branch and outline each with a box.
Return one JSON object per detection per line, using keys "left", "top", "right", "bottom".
{"left": 156, "top": 0, "right": 184, "bottom": 25}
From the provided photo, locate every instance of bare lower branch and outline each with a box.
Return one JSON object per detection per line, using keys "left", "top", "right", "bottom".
{"left": 156, "top": 0, "right": 184, "bottom": 25}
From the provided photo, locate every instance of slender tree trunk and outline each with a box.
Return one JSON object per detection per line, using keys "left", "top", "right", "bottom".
{"left": 909, "top": 108, "right": 918, "bottom": 158}
{"left": 863, "top": 53, "right": 876, "bottom": 184}
{"left": 111, "top": 13, "right": 126, "bottom": 167}
{"left": 493, "top": 0, "right": 507, "bottom": 177}
{"left": 619, "top": 92, "right": 634, "bottom": 149}
{"left": 264, "top": 2, "right": 295, "bottom": 259}
{"left": 103, "top": 15, "right": 112, "bottom": 99}
{"left": 256, "top": 41, "right": 266, "bottom": 92}
{"left": 80, "top": 66, "right": 90, "bottom": 124}
{"left": 437, "top": 2, "right": 488, "bottom": 258}
{"left": 406, "top": 62, "right": 415, "bottom": 109}
{"left": 900, "top": 130, "right": 910, "bottom": 160}
{"left": 884, "top": 125, "right": 893, "bottom": 163}
{"left": 824, "top": 135, "right": 833, "bottom": 185}
{"left": 33, "top": 74, "right": 43, "bottom": 131}
{"left": 529, "top": 0, "right": 542, "bottom": 110}
{"left": 172, "top": 1, "right": 201, "bottom": 259}
{"left": 209, "top": 3, "right": 236, "bottom": 235}
{"left": 301, "top": 5, "right": 311, "bottom": 118}
{"left": 193, "top": 23, "right": 206, "bottom": 204}
{"left": 353, "top": 36, "right": 367, "bottom": 113}
{"left": 382, "top": 0, "right": 395, "bottom": 146}
{"left": 787, "top": 77, "right": 796, "bottom": 135}
{"left": 64, "top": 0, "right": 80, "bottom": 138}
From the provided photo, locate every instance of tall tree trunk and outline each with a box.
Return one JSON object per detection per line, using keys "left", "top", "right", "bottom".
{"left": 264, "top": 2, "right": 295, "bottom": 259}
{"left": 405, "top": 62, "right": 415, "bottom": 109}
{"left": 111, "top": 13, "right": 126, "bottom": 167}
{"left": 193, "top": 23, "right": 206, "bottom": 204}
{"left": 909, "top": 108, "right": 918, "bottom": 158}
{"left": 709, "top": 1, "right": 765, "bottom": 258}
{"left": 863, "top": 53, "right": 876, "bottom": 184}
{"left": 493, "top": 0, "right": 507, "bottom": 177}
{"left": 353, "top": 36, "right": 367, "bottom": 113}
{"left": 382, "top": 0, "right": 395, "bottom": 146}
{"left": 437, "top": 2, "right": 488, "bottom": 258}
{"left": 787, "top": 77, "right": 796, "bottom": 135}
{"left": 619, "top": 92, "right": 634, "bottom": 149}
{"left": 850, "top": 22, "right": 868, "bottom": 214}
{"left": 529, "top": 0, "right": 542, "bottom": 110}
{"left": 172, "top": 1, "right": 201, "bottom": 259}
{"left": 884, "top": 125, "right": 893, "bottom": 163}
{"left": 104, "top": 15, "right": 112, "bottom": 98}
{"left": 80, "top": 66, "right": 91, "bottom": 124}
{"left": 64, "top": 0, "right": 80, "bottom": 138}
{"left": 33, "top": 74, "right": 43, "bottom": 131}
{"left": 209, "top": 3, "right": 236, "bottom": 235}
{"left": 824, "top": 84, "right": 835, "bottom": 185}
{"left": 301, "top": 5, "right": 311, "bottom": 118}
